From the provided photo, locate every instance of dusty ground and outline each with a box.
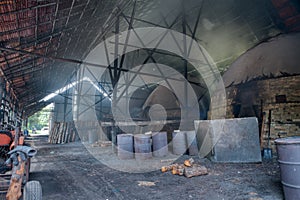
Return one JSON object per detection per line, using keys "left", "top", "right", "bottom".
{"left": 25, "top": 136, "right": 283, "bottom": 200}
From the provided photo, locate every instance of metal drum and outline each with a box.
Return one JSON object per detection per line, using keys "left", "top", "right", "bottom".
{"left": 172, "top": 131, "right": 187, "bottom": 155}
{"left": 152, "top": 132, "right": 168, "bottom": 157}
{"left": 117, "top": 134, "right": 134, "bottom": 159}
{"left": 134, "top": 134, "right": 152, "bottom": 160}
{"left": 186, "top": 130, "right": 198, "bottom": 156}
{"left": 275, "top": 136, "right": 300, "bottom": 200}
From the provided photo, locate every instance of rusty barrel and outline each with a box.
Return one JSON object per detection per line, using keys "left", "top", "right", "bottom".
{"left": 275, "top": 136, "right": 300, "bottom": 200}
{"left": 152, "top": 131, "right": 168, "bottom": 157}
{"left": 117, "top": 134, "right": 134, "bottom": 159}
{"left": 186, "top": 130, "right": 199, "bottom": 156}
{"left": 134, "top": 134, "right": 152, "bottom": 160}
{"left": 172, "top": 131, "right": 187, "bottom": 155}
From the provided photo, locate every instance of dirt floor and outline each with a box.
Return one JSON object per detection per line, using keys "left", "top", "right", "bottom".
{"left": 25, "top": 135, "right": 284, "bottom": 200}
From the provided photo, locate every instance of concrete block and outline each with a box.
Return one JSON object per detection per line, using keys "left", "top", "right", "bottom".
{"left": 195, "top": 117, "right": 262, "bottom": 163}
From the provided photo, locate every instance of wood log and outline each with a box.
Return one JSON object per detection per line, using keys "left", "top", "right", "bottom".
{"left": 53, "top": 123, "right": 60, "bottom": 143}
{"left": 67, "top": 124, "right": 71, "bottom": 143}
{"left": 49, "top": 122, "right": 79, "bottom": 144}
{"left": 161, "top": 164, "right": 179, "bottom": 173}
{"left": 172, "top": 165, "right": 184, "bottom": 176}
{"left": 64, "top": 123, "right": 68, "bottom": 142}
{"left": 184, "top": 158, "right": 194, "bottom": 167}
{"left": 184, "top": 164, "right": 208, "bottom": 178}
{"left": 48, "top": 123, "right": 57, "bottom": 143}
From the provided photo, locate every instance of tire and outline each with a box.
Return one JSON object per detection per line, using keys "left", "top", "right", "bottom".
{"left": 23, "top": 181, "right": 42, "bottom": 200}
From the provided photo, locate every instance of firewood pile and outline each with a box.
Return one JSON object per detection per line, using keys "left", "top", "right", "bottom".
{"left": 48, "top": 122, "right": 79, "bottom": 144}
{"left": 161, "top": 158, "right": 208, "bottom": 178}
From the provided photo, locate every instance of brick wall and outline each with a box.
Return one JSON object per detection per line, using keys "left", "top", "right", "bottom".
{"left": 271, "top": 0, "right": 300, "bottom": 32}
{"left": 222, "top": 75, "right": 300, "bottom": 153}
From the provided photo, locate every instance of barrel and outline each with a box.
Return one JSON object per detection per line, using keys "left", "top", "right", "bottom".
{"left": 117, "top": 134, "right": 134, "bottom": 159}
{"left": 152, "top": 132, "right": 168, "bottom": 157}
{"left": 186, "top": 130, "right": 198, "bottom": 156}
{"left": 134, "top": 134, "right": 152, "bottom": 160}
{"left": 172, "top": 131, "right": 187, "bottom": 155}
{"left": 275, "top": 136, "right": 300, "bottom": 200}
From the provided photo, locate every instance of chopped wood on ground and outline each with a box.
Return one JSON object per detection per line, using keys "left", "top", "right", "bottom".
{"left": 161, "top": 158, "right": 208, "bottom": 178}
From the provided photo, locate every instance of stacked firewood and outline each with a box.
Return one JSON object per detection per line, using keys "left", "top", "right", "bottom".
{"left": 161, "top": 158, "right": 208, "bottom": 178}
{"left": 48, "top": 122, "right": 79, "bottom": 144}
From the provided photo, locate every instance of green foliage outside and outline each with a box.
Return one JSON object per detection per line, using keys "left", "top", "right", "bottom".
{"left": 27, "top": 106, "right": 52, "bottom": 131}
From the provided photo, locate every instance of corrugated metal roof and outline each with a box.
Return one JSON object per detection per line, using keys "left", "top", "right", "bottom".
{"left": 0, "top": 0, "right": 299, "bottom": 117}
{"left": 0, "top": 0, "right": 131, "bottom": 117}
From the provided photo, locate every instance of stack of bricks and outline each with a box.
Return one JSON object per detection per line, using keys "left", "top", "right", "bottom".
{"left": 263, "top": 103, "right": 300, "bottom": 152}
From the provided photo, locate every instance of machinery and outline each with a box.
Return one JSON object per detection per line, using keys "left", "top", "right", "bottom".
{"left": 0, "top": 128, "right": 42, "bottom": 200}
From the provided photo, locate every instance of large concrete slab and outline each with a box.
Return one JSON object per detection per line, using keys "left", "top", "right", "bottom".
{"left": 195, "top": 117, "right": 262, "bottom": 163}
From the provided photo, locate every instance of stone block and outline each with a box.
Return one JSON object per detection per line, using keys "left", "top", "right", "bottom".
{"left": 195, "top": 117, "right": 262, "bottom": 163}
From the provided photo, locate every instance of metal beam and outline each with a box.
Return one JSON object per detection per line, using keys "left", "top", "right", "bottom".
{"left": 84, "top": 0, "right": 133, "bottom": 60}
{"left": 0, "top": 46, "right": 107, "bottom": 69}
{"left": 104, "top": 35, "right": 113, "bottom": 84}
{"left": 117, "top": 0, "right": 136, "bottom": 80}
{"left": 182, "top": 0, "right": 190, "bottom": 128}
{"left": 44, "top": 0, "right": 60, "bottom": 56}
{"left": 111, "top": 12, "right": 181, "bottom": 105}
{"left": 111, "top": 15, "right": 120, "bottom": 89}
{"left": 187, "top": 0, "right": 203, "bottom": 57}
{"left": 122, "top": 15, "right": 168, "bottom": 29}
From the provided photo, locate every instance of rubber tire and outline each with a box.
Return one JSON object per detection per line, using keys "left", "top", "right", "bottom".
{"left": 23, "top": 181, "right": 42, "bottom": 200}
